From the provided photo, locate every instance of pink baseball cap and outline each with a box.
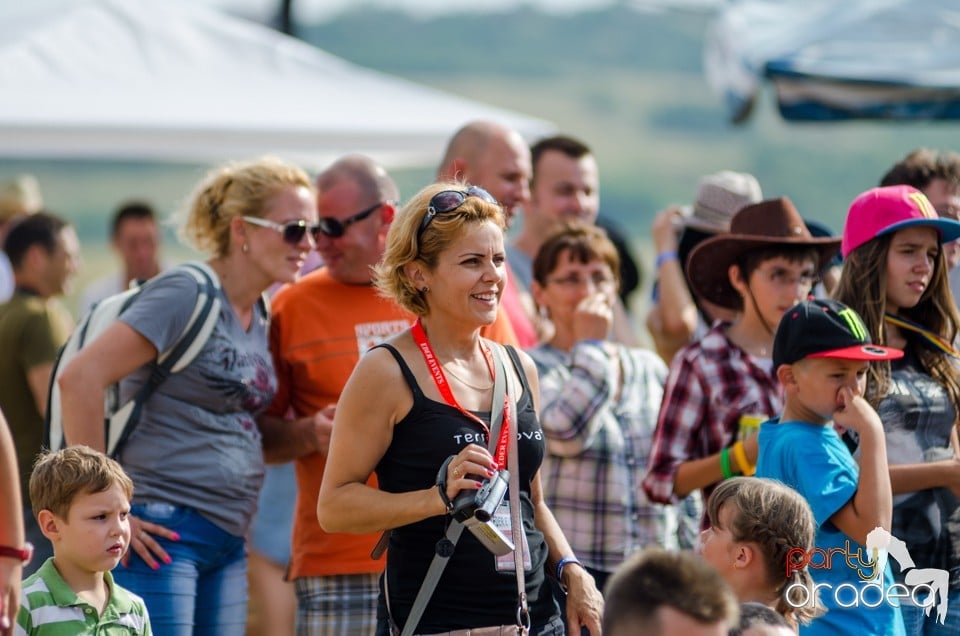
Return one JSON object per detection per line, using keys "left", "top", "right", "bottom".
{"left": 842, "top": 185, "right": 960, "bottom": 258}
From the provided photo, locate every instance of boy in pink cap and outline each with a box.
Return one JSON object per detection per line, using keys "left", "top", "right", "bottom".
{"left": 834, "top": 184, "right": 960, "bottom": 635}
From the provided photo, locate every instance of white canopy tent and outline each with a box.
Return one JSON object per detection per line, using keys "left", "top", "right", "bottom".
{"left": 0, "top": 0, "right": 552, "bottom": 168}
{"left": 705, "top": 0, "right": 960, "bottom": 123}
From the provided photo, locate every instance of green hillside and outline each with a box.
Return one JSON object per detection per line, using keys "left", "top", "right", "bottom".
{"left": 1, "top": 4, "right": 955, "bottom": 312}
{"left": 303, "top": 4, "right": 957, "bottom": 236}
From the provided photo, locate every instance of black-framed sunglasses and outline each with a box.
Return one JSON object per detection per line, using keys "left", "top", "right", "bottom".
{"left": 416, "top": 186, "right": 498, "bottom": 243}
{"left": 242, "top": 216, "right": 318, "bottom": 246}
{"left": 317, "top": 201, "right": 385, "bottom": 238}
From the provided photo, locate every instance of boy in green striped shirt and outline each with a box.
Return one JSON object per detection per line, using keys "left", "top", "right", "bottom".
{"left": 17, "top": 446, "right": 150, "bottom": 635}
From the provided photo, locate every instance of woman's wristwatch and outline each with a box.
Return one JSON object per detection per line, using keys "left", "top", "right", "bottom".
{"left": 0, "top": 542, "right": 33, "bottom": 565}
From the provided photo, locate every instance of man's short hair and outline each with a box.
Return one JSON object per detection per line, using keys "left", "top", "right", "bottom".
{"left": 879, "top": 147, "right": 960, "bottom": 191}
{"left": 30, "top": 445, "right": 134, "bottom": 520}
{"left": 111, "top": 200, "right": 157, "bottom": 238}
{"left": 2, "top": 211, "right": 68, "bottom": 269}
{"left": 603, "top": 549, "right": 739, "bottom": 636}
{"left": 530, "top": 134, "right": 592, "bottom": 173}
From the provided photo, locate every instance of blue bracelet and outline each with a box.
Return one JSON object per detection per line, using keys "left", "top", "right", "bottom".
{"left": 556, "top": 556, "right": 582, "bottom": 589}
{"left": 655, "top": 250, "right": 678, "bottom": 270}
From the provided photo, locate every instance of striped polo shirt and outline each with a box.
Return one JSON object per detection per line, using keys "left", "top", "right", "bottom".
{"left": 16, "top": 558, "right": 150, "bottom": 635}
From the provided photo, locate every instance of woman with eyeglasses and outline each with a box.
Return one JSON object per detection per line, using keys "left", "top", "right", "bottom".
{"left": 526, "top": 223, "right": 684, "bottom": 604}
{"left": 58, "top": 156, "right": 317, "bottom": 635}
{"left": 317, "top": 182, "right": 603, "bottom": 636}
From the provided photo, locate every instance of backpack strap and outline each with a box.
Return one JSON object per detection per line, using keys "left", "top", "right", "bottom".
{"left": 106, "top": 261, "right": 222, "bottom": 457}
{"left": 45, "top": 279, "right": 147, "bottom": 453}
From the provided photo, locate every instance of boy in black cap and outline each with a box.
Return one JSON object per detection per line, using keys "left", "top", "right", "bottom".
{"left": 756, "top": 298, "right": 905, "bottom": 636}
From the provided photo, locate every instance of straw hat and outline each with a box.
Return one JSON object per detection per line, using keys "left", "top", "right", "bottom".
{"left": 682, "top": 170, "right": 763, "bottom": 234}
{"left": 0, "top": 174, "right": 43, "bottom": 223}
{"left": 686, "top": 197, "right": 841, "bottom": 309}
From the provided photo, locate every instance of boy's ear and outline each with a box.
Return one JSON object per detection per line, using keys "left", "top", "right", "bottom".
{"left": 37, "top": 509, "right": 63, "bottom": 542}
{"left": 777, "top": 363, "right": 797, "bottom": 392}
{"left": 728, "top": 263, "right": 747, "bottom": 297}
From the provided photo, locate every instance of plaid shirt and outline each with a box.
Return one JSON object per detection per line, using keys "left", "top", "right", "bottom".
{"left": 642, "top": 322, "right": 782, "bottom": 508}
{"left": 530, "top": 340, "right": 682, "bottom": 573}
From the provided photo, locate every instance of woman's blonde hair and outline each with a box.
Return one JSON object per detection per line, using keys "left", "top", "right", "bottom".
{"left": 373, "top": 181, "right": 505, "bottom": 316}
{"left": 179, "top": 156, "right": 313, "bottom": 257}
{"left": 833, "top": 232, "right": 960, "bottom": 412}
{"left": 707, "top": 477, "right": 822, "bottom": 625}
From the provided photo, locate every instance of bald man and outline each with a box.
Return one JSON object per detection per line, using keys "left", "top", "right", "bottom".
{"left": 437, "top": 120, "right": 532, "bottom": 229}
{"left": 438, "top": 121, "right": 538, "bottom": 346}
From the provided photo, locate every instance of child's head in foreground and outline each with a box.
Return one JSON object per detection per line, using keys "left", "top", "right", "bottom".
{"left": 703, "top": 477, "right": 821, "bottom": 626}
{"left": 30, "top": 445, "right": 134, "bottom": 573}
{"left": 772, "top": 298, "right": 903, "bottom": 423}
{"left": 602, "top": 548, "right": 739, "bottom": 636}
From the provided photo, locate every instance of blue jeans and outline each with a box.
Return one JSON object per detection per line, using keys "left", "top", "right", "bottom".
{"left": 900, "top": 588, "right": 960, "bottom": 636}
{"left": 114, "top": 503, "right": 247, "bottom": 636}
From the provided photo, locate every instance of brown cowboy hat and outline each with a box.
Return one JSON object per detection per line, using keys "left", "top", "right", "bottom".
{"left": 686, "top": 197, "right": 841, "bottom": 310}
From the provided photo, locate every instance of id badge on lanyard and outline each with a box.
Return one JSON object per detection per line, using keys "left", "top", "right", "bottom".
{"left": 494, "top": 499, "right": 532, "bottom": 571}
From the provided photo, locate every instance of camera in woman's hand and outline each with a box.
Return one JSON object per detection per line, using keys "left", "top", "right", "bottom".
{"left": 452, "top": 469, "right": 509, "bottom": 522}
{"left": 451, "top": 470, "right": 515, "bottom": 556}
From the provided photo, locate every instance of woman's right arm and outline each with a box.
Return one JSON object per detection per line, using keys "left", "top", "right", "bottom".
{"left": 889, "top": 425, "right": 960, "bottom": 496}
{"left": 58, "top": 321, "right": 180, "bottom": 568}
{"left": 58, "top": 321, "right": 158, "bottom": 452}
{"left": 317, "top": 348, "right": 448, "bottom": 534}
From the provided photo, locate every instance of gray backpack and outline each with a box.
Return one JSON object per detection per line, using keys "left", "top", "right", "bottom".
{"left": 45, "top": 261, "right": 222, "bottom": 457}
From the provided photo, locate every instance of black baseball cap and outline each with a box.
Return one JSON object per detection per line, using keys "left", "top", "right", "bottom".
{"left": 773, "top": 299, "right": 904, "bottom": 368}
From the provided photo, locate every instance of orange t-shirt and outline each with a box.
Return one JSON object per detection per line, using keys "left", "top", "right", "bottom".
{"left": 267, "top": 268, "right": 517, "bottom": 579}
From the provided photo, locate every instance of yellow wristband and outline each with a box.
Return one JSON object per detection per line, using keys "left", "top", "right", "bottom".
{"left": 731, "top": 440, "right": 755, "bottom": 476}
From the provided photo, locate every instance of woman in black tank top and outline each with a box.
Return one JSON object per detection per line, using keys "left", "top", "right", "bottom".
{"left": 317, "top": 183, "right": 603, "bottom": 635}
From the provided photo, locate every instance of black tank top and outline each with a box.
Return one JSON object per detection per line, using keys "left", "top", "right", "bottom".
{"left": 374, "top": 344, "right": 558, "bottom": 633}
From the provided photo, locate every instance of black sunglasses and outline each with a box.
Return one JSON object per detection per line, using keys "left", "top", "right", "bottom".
{"left": 416, "top": 186, "right": 498, "bottom": 243}
{"left": 317, "top": 202, "right": 384, "bottom": 238}
{"left": 242, "top": 216, "right": 318, "bottom": 246}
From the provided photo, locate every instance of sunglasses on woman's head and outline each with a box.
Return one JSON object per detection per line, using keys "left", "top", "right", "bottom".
{"left": 416, "top": 186, "right": 498, "bottom": 243}
{"left": 242, "top": 216, "right": 320, "bottom": 246}
{"left": 317, "top": 201, "right": 385, "bottom": 238}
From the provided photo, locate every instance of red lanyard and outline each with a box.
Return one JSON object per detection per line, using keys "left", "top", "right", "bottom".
{"left": 412, "top": 318, "right": 511, "bottom": 462}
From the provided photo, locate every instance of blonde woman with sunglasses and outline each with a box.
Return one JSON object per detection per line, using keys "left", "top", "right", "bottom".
{"left": 58, "top": 156, "right": 317, "bottom": 635}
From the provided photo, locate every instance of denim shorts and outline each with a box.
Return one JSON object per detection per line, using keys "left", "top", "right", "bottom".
{"left": 114, "top": 502, "right": 247, "bottom": 636}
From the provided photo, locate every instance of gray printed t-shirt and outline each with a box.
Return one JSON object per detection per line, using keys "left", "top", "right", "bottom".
{"left": 116, "top": 266, "right": 276, "bottom": 537}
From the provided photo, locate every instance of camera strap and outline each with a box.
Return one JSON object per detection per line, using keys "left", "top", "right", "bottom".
{"left": 496, "top": 344, "right": 530, "bottom": 633}
{"left": 395, "top": 335, "right": 509, "bottom": 636}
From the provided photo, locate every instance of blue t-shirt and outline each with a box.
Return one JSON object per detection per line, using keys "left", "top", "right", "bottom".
{"left": 757, "top": 418, "right": 905, "bottom": 636}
